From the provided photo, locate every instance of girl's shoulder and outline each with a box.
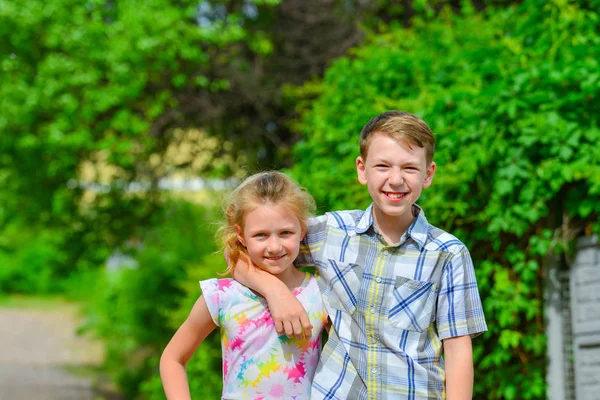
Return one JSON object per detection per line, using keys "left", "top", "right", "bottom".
{"left": 294, "top": 272, "right": 320, "bottom": 296}
{"left": 305, "top": 272, "right": 319, "bottom": 288}
{"left": 200, "top": 277, "right": 254, "bottom": 298}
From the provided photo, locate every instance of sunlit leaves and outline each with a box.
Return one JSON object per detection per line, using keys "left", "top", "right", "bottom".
{"left": 290, "top": 1, "right": 599, "bottom": 398}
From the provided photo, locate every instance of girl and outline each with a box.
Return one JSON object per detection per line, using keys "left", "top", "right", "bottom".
{"left": 160, "top": 171, "right": 328, "bottom": 400}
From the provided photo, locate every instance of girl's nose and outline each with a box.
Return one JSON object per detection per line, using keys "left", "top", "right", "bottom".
{"left": 267, "top": 238, "right": 282, "bottom": 253}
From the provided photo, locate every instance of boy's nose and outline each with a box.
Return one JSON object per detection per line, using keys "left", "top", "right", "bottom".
{"left": 388, "top": 168, "right": 404, "bottom": 185}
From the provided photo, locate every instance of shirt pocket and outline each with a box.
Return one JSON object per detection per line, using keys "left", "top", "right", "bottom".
{"left": 323, "top": 260, "right": 362, "bottom": 315}
{"left": 387, "top": 276, "right": 437, "bottom": 332}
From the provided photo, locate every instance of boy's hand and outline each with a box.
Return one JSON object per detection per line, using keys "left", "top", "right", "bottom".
{"left": 231, "top": 253, "right": 312, "bottom": 339}
{"left": 265, "top": 286, "right": 312, "bottom": 339}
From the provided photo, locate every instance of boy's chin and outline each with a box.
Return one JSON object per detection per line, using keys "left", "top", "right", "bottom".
{"left": 374, "top": 201, "right": 412, "bottom": 216}
{"left": 372, "top": 203, "right": 419, "bottom": 227}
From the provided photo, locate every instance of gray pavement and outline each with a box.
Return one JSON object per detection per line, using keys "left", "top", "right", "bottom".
{"left": 0, "top": 305, "right": 108, "bottom": 400}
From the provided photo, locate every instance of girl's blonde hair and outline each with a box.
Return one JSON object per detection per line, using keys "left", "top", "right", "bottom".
{"left": 220, "top": 171, "right": 316, "bottom": 275}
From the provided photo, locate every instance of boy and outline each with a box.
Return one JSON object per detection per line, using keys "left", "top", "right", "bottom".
{"left": 234, "top": 111, "right": 487, "bottom": 399}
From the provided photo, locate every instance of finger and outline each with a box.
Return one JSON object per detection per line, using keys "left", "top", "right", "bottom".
{"left": 300, "top": 314, "right": 313, "bottom": 339}
{"left": 284, "top": 320, "right": 295, "bottom": 338}
{"left": 291, "top": 319, "right": 303, "bottom": 340}
{"left": 275, "top": 320, "right": 285, "bottom": 335}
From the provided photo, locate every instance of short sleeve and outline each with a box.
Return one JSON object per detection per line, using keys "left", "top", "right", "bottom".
{"left": 295, "top": 214, "right": 329, "bottom": 267}
{"left": 200, "top": 278, "right": 221, "bottom": 327}
{"left": 436, "top": 247, "right": 487, "bottom": 340}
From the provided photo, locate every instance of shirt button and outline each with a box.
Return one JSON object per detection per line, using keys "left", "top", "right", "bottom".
{"left": 371, "top": 367, "right": 378, "bottom": 374}
{"left": 375, "top": 277, "right": 382, "bottom": 283}
{"left": 370, "top": 308, "right": 376, "bottom": 314}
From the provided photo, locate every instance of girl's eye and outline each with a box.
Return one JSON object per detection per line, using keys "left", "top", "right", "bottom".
{"left": 281, "top": 231, "right": 293, "bottom": 235}
{"left": 255, "top": 233, "right": 267, "bottom": 238}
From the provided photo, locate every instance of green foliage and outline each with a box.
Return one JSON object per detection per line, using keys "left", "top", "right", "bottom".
{"left": 82, "top": 199, "right": 224, "bottom": 398}
{"left": 3, "top": 0, "right": 598, "bottom": 398}
{"left": 0, "top": 222, "right": 68, "bottom": 293}
{"left": 140, "top": 252, "right": 227, "bottom": 400}
{"left": 290, "top": 0, "right": 600, "bottom": 398}
{"left": 0, "top": 0, "right": 280, "bottom": 289}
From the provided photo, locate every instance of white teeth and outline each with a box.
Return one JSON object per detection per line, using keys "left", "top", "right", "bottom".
{"left": 385, "top": 192, "right": 406, "bottom": 199}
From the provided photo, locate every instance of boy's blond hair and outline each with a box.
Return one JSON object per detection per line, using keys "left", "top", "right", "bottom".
{"left": 360, "top": 111, "right": 435, "bottom": 164}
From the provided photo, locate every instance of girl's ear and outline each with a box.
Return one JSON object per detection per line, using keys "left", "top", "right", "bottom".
{"left": 235, "top": 224, "right": 246, "bottom": 247}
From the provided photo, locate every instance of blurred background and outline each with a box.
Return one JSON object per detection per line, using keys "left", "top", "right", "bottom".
{"left": 1, "top": 0, "right": 599, "bottom": 399}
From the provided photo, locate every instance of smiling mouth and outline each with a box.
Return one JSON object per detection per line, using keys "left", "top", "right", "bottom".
{"left": 264, "top": 255, "right": 286, "bottom": 261}
{"left": 383, "top": 191, "right": 408, "bottom": 200}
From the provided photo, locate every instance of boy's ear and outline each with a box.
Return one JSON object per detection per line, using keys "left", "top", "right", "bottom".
{"left": 356, "top": 156, "right": 368, "bottom": 185}
{"left": 235, "top": 224, "right": 246, "bottom": 247}
{"left": 422, "top": 161, "right": 437, "bottom": 188}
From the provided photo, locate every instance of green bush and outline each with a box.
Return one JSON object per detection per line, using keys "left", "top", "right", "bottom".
{"left": 83, "top": 199, "right": 225, "bottom": 398}
{"left": 289, "top": 1, "right": 599, "bottom": 398}
{"left": 0, "top": 223, "right": 68, "bottom": 293}
{"left": 140, "top": 251, "right": 227, "bottom": 400}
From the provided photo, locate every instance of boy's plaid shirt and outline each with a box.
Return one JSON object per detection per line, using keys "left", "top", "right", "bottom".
{"left": 298, "top": 204, "right": 487, "bottom": 400}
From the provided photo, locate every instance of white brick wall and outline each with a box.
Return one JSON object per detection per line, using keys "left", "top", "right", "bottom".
{"left": 570, "top": 236, "right": 600, "bottom": 400}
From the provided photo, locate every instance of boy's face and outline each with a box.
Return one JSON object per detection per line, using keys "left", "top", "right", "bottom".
{"left": 356, "top": 132, "right": 436, "bottom": 224}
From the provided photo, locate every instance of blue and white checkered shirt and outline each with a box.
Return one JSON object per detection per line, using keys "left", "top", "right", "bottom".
{"left": 298, "top": 204, "right": 487, "bottom": 400}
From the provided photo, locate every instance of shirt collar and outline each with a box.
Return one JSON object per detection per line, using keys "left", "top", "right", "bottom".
{"left": 407, "top": 204, "right": 428, "bottom": 250}
{"left": 353, "top": 203, "right": 375, "bottom": 235}
{"left": 352, "top": 203, "right": 429, "bottom": 250}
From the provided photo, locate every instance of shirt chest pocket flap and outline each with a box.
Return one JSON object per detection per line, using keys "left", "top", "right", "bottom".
{"left": 324, "top": 260, "right": 362, "bottom": 315}
{"left": 388, "top": 276, "right": 437, "bottom": 332}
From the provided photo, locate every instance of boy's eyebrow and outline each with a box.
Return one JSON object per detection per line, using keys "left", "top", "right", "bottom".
{"left": 371, "top": 156, "right": 392, "bottom": 163}
{"left": 371, "top": 157, "right": 421, "bottom": 166}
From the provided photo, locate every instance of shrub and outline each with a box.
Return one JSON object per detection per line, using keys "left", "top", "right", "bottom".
{"left": 0, "top": 223, "right": 68, "bottom": 293}
{"left": 140, "top": 252, "right": 228, "bottom": 399}
{"left": 83, "top": 199, "right": 224, "bottom": 398}
{"left": 289, "top": 1, "right": 600, "bottom": 398}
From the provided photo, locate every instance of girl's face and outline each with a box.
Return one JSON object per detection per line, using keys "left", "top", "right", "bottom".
{"left": 237, "top": 202, "right": 303, "bottom": 280}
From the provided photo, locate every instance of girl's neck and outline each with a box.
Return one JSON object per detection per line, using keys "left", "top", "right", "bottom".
{"left": 276, "top": 265, "right": 306, "bottom": 291}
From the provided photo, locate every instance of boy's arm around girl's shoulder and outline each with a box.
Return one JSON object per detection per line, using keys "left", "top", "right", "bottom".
{"left": 232, "top": 257, "right": 313, "bottom": 339}
{"left": 159, "top": 295, "right": 217, "bottom": 400}
{"left": 294, "top": 213, "right": 330, "bottom": 267}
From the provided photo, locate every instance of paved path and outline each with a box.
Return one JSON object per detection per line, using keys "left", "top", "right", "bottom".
{"left": 0, "top": 304, "right": 110, "bottom": 400}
